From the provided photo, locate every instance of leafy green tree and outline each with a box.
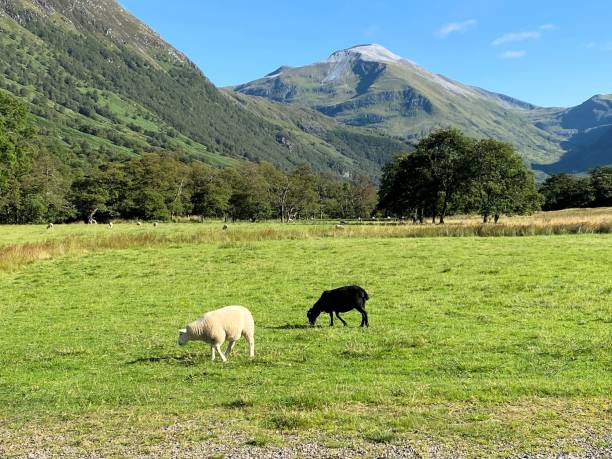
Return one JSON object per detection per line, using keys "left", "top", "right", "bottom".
{"left": 590, "top": 166, "right": 612, "bottom": 207}
{"left": 0, "top": 91, "right": 36, "bottom": 223}
{"left": 467, "top": 139, "right": 541, "bottom": 222}
{"left": 377, "top": 129, "right": 472, "bottom": 223}
{"left": 412, "top": 128, "right": 473, "bottom": 223}
{"left": 190, "top": 161, "right": 234, "bottom": 218}
{"left": 70, "top": 174, "right": 111, "bottom": 222}
{"left": 348, "top": 175, "right": 378, "bottom": 218}
{"left": 539, "top": 174, "right": 594, "bottom": 210}
{"left": 19, "top": 148, "right": 75, "bottom": 223}
{"left": 287, "top": 164, "right": 318, "bottom": 220}
{"left": 134, "top": 188, "right": 170, "bottom": 220}
{"left": 257, "top": 161, "right": 291, "bottom": 222}
{"left": 124, "top": 154, "right": 191, "bottom": 220}
{"left": 228, "top": 163, "right": 272, "bottom": 221}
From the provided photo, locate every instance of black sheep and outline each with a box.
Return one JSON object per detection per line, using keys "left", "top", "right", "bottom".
{"left": 307, "top": 285, "right": 369, "bottom": 327}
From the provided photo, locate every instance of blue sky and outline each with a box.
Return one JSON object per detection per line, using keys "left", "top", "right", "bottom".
{"left": 120, "top": 0, "right": 611, "bottom": 107}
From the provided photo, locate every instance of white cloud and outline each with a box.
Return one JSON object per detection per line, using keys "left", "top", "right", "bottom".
{"left": 437, "top": 19, "right": 477, "bottom": 38}
{"left": 499, "top": 50, "right": 527, "bottom": 59}
{"left": 492, "top": 31, "right": 541, "bottom": 46}
{"left": 539, "top": 24, "right": 558, "bottom": 30}
{"left": 586, "top": 41, "right": 612, "bottom": 51}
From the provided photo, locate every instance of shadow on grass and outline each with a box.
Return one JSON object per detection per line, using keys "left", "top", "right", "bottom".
{"left": 264, "top": 323, "right": 312, "bottom": 330}
{"left": 126, "top": 353, "right": 201, "bottom": 366}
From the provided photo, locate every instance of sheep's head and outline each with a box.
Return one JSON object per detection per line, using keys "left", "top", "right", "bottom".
{"left": 178, "top": 328, "right": 189, "bottom": 346}
{"left": 306, "top": 308, "right": 320, "bottom": 326}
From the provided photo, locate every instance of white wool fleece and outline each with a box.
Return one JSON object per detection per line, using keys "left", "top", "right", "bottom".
{"left": 179, "top": 305, "right": 255, "bottom": 362}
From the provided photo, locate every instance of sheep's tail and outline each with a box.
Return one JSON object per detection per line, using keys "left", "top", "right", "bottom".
{"left": 361, "top": 287, "right": 369, "bottom": 301}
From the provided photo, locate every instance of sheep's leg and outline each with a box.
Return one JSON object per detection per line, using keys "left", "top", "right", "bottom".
{"left": 211, "top": 346, "right": 216, "bottom": 361}
{"left": 329, "top": 312, "right": 334, "bottom": 326}
{"left": 214, "top": 344, "right": 227, "bottom": 362}
{"left": 335, "top": 311, "right": 347, "bottom": 326}
{"left": 225, "top": 340, "right": 236, "bottom": 356}
{"left": 245, "top": 334, "right": 255, "bottom": 358}
{"left": 356, "top": 305, "right": 368, "bottom": 327}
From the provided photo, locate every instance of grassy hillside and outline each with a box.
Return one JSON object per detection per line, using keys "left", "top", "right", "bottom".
{"left": 530, "top": 95, "right": 612, "bottom": 172}
{"left": 225, "top": 90, "right": 411, "bottom": 173}
{"left": 0, "top": 224, "right": 610, "bottom": 457}
{"left": 234, "top": 45, "right": 565, "bottom": 166}
{"left": 0, "top": 1, "right": 409, "bottom": 177}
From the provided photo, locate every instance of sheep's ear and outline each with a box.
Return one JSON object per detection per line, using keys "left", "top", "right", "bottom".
{"left": 179, "top": 328, "right": 187, "bottom": 333}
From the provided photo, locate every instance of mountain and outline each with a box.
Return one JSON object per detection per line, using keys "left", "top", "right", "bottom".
{"left": 234, "top": 44, "right": 612, "bottom": 172}
{"left": 531, "top": 95, "right": 612, "bottom": 172}
{"left": 0, "top": 1, "right": 409, "bottom": 177}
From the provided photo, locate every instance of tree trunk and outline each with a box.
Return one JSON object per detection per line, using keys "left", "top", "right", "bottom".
{"left": 88, "top": 208, "right": 98, "bottom": 224}
{"left": 440, "top": 199, "right": 448, "bottom": 224}
{"left": 494, "top": 214, "right": 500, "bottom": 224}
{"left": 483, "top": 214, "right": 488, "bottom": 223}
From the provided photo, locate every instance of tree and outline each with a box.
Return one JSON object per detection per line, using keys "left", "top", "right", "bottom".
{"left": 19, "top": 148, "right": 75, "bottom": 223}
{"left": 124, "top": 153, "right": 191, "bottom": 220}
{"left": 590, "top": 166, "right": 612, "bottom": 207}
{"left": 286, "top": 164, "right": 318, "bottom": 220}
{"left": 0, "top": 91, "right": 36, "bottom": 223}
{"left": 467, "top": 139, "right": 541, "bottom": 222}
{"left": 190, "top": 161, "right": 234, "bottom": 218}
{"left": 228, "top": 163, "right": 272, "bottom": 221}
{"left": 348, "top": 175, "right": 378, "bottom": 218}
{"left": 378, "top": 131, "right": 541, "bottom": 222}
{"left": 377, "top": 129, "right": 472, "bottom": 222}
{"left": 70, "top": 174, "right": 111, "bottom": 222}
{"left": 414, "top": 128, "right": 473, "bottom": 223}
{"left": 539, "top": 174, "right": 594, "bottom": 210}
{"left": 257, "top": 162, "right": 291, "bottom": 222}
{"left": 377, "top": 152, "right": 433, "bottom": 220}
{"left": 315, "top": 172, "right": 343, "bottom": 219}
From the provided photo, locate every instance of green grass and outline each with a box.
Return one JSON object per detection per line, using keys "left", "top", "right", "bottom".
{"left": 0, "top": 230, "right": 610, "bottom": 456}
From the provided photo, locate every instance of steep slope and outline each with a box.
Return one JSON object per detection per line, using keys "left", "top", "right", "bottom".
{"left": 224, "top": 90, "right": 411, "bottom": 174}
{"left": 0, "top": 1, "right": 407, "bottom": 177}
{"left": 532, "top": 95, "right": 612, "bottom": 172}
{"left": 234, "top": 44, "right": 565, "bottom": 166}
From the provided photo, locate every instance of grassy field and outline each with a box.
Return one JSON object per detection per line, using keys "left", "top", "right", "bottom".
{"left": 0, "top": 216, "right": 611, "bottom": 457}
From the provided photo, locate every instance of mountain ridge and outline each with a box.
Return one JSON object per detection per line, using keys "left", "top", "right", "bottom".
{"left": 0, "top": 1, "right": 410, "bottom": 178}
{"left": 234, "top": 43, "right": 612, "bottom": 172}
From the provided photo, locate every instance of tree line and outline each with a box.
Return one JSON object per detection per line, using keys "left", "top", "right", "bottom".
{"left": 378, "top": 128, "right": 541, "bottom": 222}
{"left": 1, "top": 89, "right": 376, "bottom": 223}
{"left": 539, "top": 168, "right": 612, "bottom": 210}
{"left": 2, "top": 90, "right": 611, "bottom": 225}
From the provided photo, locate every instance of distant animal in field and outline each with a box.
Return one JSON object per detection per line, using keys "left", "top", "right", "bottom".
{"left": 46, "top": 223, "right": 54, "bottom": 230}
{"left": 178, "top": 305, "right": 255, "bottom": 362}
{"left": 136, "top": 221, "right": 142, "bottom": 226}
{"left": 307, "top": 285, "right": 369, "bottom": 327}
{"left": 108, "top": 222, "right": 113, "bottom": 229}
{"left": 222, "top": 224, "right": 228, "bottom": 230}
{"left": 153, "top": 222, "right": 158, "bottom": 227}
{"left": 335, "top": 224, "right": 344, "bottom": 229}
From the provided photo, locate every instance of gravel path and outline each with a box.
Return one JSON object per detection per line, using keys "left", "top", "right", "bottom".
{"left": 3, "top": 438, "right": 611, "bottom": 459}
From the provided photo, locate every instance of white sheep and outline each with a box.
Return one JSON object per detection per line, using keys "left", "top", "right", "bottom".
{"left": 136, "top": 221, "right": 142, "bottom": 226}
{"left": 108, "top": 222, "right": 113, "bottom": 229}
{"left": 222, "top": 224, "right": 228, "bottom": 230}
{"left": 153, "top": 222, "right": 158, "bottom": 227}
{"left": 335, "top": 224, "right": 344, "bottom": 229}
{"left": 46, "top": 223, "right": 54, "bottom": 230}
{"left": 178, "top": 305, "right": 255, "bottom": 362}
